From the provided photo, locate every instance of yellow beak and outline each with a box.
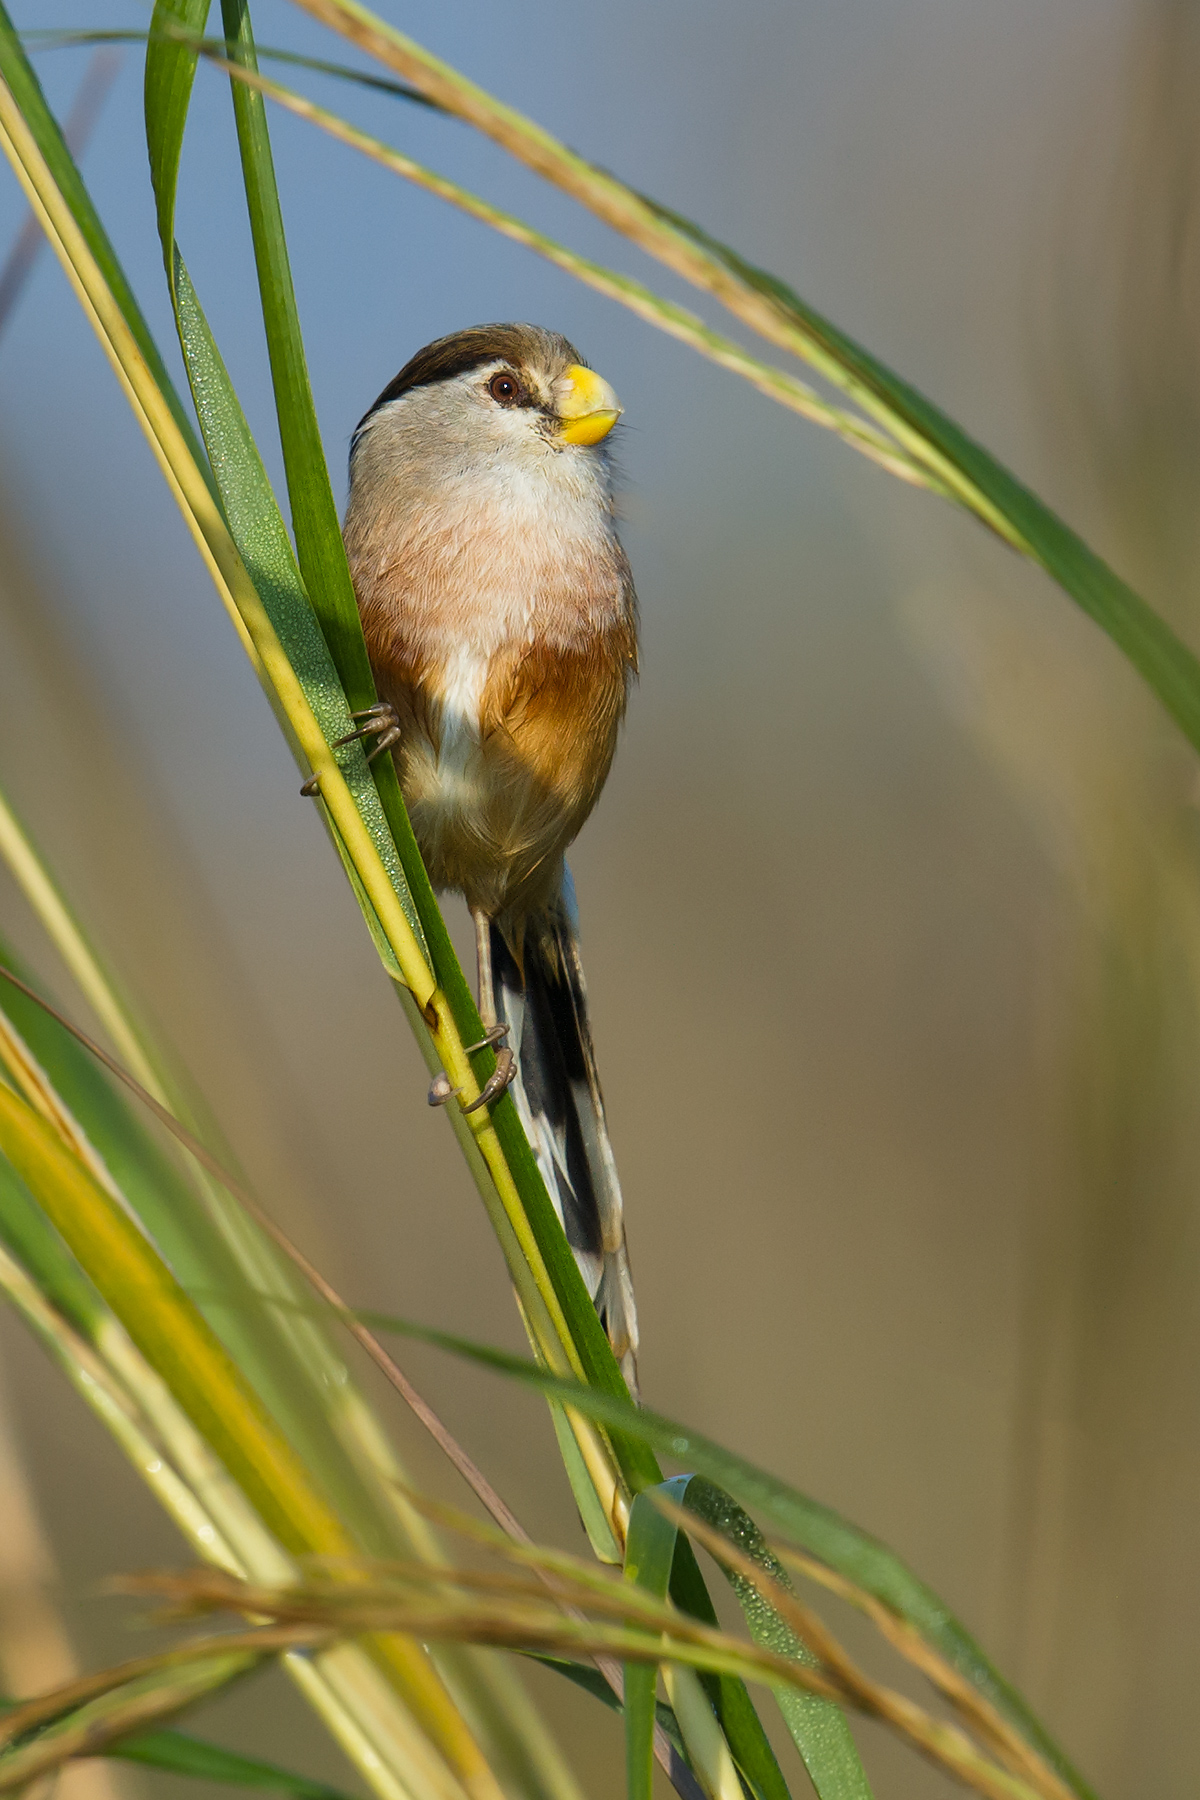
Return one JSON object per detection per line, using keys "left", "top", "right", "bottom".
{"left": 556, "top": 364, "right": 622, "bottom": 445}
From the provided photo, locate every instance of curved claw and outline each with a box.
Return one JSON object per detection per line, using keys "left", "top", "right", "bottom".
{"left": 461, "top": 1047, "right": 516, "bottom": 1113}
{"left": 346, "top": 702, "right": 398, "bottom": 727}
{"left": 428, "top": 1027, "right": 513, "bottom": 1111}
{"left": 363, "top": 727, "right": 402, "bottom": 764}
{"left": 334, "top": 703, "right": 401, "bottom": 757}
{"left": 302, "top": 704, "right": 401, "bottom": 798}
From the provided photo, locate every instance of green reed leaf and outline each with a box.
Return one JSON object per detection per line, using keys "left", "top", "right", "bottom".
{"left": 623, "top": 1484, "right": 792, "bottom": 1800}
{"left": 0, "top": 1154, "right": 104, "bottom": 1337}
{"left": 624, "top": 1483, "right": 686, "bottom": 1800}
{"left": 0, "top": 1080, "right": 356, "bottom": 1557}
{"left": 625, "top": 1482, "right": 791, "bottom": 1800}
{"left": 0, "top": 905, "right": 431, "bottom": 1565}
{"left": 143, "top": 0, "right": 208, "bottom": 258}
{"left": 0, "top": 934, "right": 314, "bottom": 1388}
{"left": 104, "top": 1724, "right": 356, "bottom": 1798}
{"left": 217, "top": 0, "right": 375, "bottom": 709}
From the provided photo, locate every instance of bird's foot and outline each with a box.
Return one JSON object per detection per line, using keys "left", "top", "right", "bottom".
{"left": 462, "top": 1046, "right": 516, "bottom": 1113}
{"left": 427, "top": 1023, "right": 517, "bottom": 1112}
{"left": 339, "top": 702, "right": 403, "bottom": 763}
{"left": 301, "top": 703, "right": 401, "bottom": 797}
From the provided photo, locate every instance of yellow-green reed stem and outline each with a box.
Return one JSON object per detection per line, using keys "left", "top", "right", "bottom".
{"left": 0, "top": 1237, "right": 246, "bottom": 1569}
{"left": 0, "top": 1080, "right": 498, "bottom": 1800}
{"left": 663, "top": 1670, "right": 743, "bottom": 1800}
{"left": 0, "top": 788, "right": 158, "bottom": 1092}
{"left": 0, "top": 786, "right": 500, "bottom": 1608}
{"left": 0, "top": 1240, "right": 471, "bottom": 1800}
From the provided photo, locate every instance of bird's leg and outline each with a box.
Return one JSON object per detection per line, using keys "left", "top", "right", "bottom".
{"left": 461, "top": 909, "right": 516, "bottom": 1111}
{"left": 469, "top": 909, "right": 502, "bottom": 1040}
{"left": 300, "top": 702, "right": 401, "bottom": 797}
{"left": 427, "top": 910, "right": 517, "bottom": 1111}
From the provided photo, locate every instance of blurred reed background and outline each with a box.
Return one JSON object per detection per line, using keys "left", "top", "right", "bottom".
{"left": 1, "top": 0, "right": 1198, "bottom": 1796}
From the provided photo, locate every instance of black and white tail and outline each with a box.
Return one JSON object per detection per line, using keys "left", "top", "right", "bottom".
{"left": 490, "top": 867, "right": 639, "bottom": 1396}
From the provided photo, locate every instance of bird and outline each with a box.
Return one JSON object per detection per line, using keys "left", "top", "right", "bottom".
{"left": 341, "top": 323, "right": 640, "bottom": 1391}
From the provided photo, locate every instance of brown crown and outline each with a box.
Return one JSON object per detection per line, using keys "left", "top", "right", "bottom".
{"left": 354, "top": 323, "right": 584, "bottom": 445}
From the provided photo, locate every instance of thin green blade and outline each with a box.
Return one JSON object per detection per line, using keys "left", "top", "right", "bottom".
{"left": 0, "top": 1155, "right": 104, "bottom": 1337}
{"left": 625, "top": 1481, "right": 793, "bottom": 1800}
{"left": 0, "top": 936, "right": 270, "bottom": 1346}
{"left": 624, "top": 1482, "right": 688, "bottom": 1800}
{"left": 167, "top": 251, "right": 428, "bottom": 961}
{"left": 217, "top": 0, "right": 375, "bottom": 709}
{"left": 664, "top": 1531, "right": 791, "bottom": 1800}
{"left": 682, "top": 1479, "right": 871, "bottom": 1800}
{"left": 0, "top": 938, "right": 411, "bottom": 1552}
{"left": 106, "top": 1725, "right": 355, "bottom": 1799}
{"left": 144, "top": 0, "right": 211, "bottom": 257}
{"left": 32, "top": 27, "right": 442, "bottom": 112}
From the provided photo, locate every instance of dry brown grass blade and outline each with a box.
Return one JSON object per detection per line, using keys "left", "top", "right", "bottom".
{"left": 0, "top": 1627, "right": 327, "bottom": 1794}
{"left": 390, "top": 1487, "right": 700, "bottom": 1799}
{"left": 122, "top": 1560, "right": 1050, "bottom": 1800}
{"left": 114, "top": 1562, "right": 847, "bottom": 1697}
{"left": 118, "top": 1559, "right": 735, "bottom": 1644}
{"left": 651, "top": 1497, "right": 1061, "bottom": 1800}
{"left": 771, "top": 1544, "right": 1076, "bottom": 1800}
{"left": 0, "top": 1626, "right": 325, "bottom": 1750}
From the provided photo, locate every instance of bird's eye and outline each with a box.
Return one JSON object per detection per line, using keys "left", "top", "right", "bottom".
{"left": 488, "top": 371, "right": 522, "bottom": 405}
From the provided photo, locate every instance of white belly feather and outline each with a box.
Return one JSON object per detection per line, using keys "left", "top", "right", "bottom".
{"left": 426, "top": 643, "right": 489, "bottom": 825}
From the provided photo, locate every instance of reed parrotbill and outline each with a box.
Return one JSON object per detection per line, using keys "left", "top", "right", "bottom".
{"left": 342, "top": 323, "right": 639, "bottom": 1389}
